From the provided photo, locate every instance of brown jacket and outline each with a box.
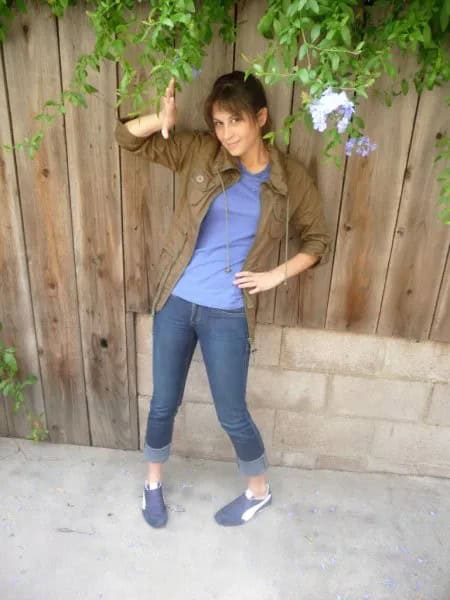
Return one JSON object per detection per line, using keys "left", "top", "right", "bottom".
{"left": 115, "top": 120, "right": 331, "bottom": 346}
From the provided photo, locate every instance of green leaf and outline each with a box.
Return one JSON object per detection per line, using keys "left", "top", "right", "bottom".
{"left": 34, "top": 114, "right": 53, "bottom": 124}
{"left": 311, "top": 24, "right": 321, "bottom": 43}
{"left": 341, "top": 25, "right": 351, "bottom": 47}
{"left": 84, "top": 84, "right": 98, "bottom": 94}
{"left": 308, "top": 0, "right": 320, "bottom": 15}
{"left": 298, "top": 68, "right": 309, "bottom": 84}
{"left": 440, "top": 4, "right": 449, "bottom": 31}
{"left": 401, "top": 79, "right": 409, "bottom": 95}
{"left": 298, "top": 44, "right": 308, "bottom": 61}
{"left": 112, "top": 39, "right": 125, "bottom": 54}
{"left": 385, "top": 61, "right": 398, "bottom": 79}
{"left": 331, "top": 53, "right": 340, "bottom": 72}
{"left": 3, "top": 350, "right": 17, "bottom": 373}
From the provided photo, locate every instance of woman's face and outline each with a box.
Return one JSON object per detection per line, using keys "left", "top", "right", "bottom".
{"left": 212, "top": 104, "right": 267, "bottom": 160}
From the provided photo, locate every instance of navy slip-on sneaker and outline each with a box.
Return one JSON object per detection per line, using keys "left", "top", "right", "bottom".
{"left": 214, "top": 487, "right": 272, "bottom": 527}
{"left": 142, "top": 483, "right": 168, "bottom": 528}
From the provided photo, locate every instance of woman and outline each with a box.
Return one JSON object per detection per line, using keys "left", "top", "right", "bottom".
{"left": 115, "top": 71, "right": 330, "bottom": 528}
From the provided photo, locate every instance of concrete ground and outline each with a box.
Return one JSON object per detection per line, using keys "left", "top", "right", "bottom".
{"left": 0, "top": 437, "right": 449, "bottom": 600}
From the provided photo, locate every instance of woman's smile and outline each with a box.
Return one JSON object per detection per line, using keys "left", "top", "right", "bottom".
{"left": 212, "top": 105, "right": 267, "bottom": 168}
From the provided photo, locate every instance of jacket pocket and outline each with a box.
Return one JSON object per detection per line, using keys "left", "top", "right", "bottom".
{"left": 188, "top": 170, "right": 217, "bottom": 206}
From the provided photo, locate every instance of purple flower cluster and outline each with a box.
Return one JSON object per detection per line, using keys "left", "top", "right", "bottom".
{"left": 308, "top": 87, "right": 354, "bottom": 133}
{"left": 345, "top": 135, "right": 377, "bottom": 157}
{"left": 308, "top": 87, "right": 377, "bottom": 158}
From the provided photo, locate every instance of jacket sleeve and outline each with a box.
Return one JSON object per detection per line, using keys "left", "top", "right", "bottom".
{"left": 291, "top": 167, "right": 332, "bottom": 268}
{"left": 114, "top": 118, "right": 201, "bottom": 172}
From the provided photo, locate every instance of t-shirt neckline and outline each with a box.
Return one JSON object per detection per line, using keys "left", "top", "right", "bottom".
{"left": 239, "top": 161, "right": 270, "bottom": 180}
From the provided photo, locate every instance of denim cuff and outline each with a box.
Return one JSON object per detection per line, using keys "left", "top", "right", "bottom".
{"left": 143, "top": 441, "right": 171, "bottom": 463}
{"left": 237, "top": 452, "right": 269, "bottom": 476}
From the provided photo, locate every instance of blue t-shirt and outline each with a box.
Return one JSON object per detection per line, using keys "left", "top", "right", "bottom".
{"left": 172, "top": 162, "right": 270, "bottom": 309}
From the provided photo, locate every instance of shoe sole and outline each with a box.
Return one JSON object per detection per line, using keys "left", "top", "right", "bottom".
{"left": 215, "top": 495, "right": 272, "bottom": 526}
{"left": 142, "top": 509, "right": 168, "bottom": 528}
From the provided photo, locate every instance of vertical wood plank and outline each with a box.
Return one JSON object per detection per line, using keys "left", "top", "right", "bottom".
{"left": 177, "top": 22, "right": 234, "bottom": 130}
{"left": 0, "top": 401, "right": 8, "bottom": 435}
{"left": 59, "top": 5, "right": 132, "bottom": 449}
{"left": 125, "top": 311, "right": 139, "bottom": 449}
{"left": 118, "top": 7, "right": 174, "bottom": 310}
{"left": 326, "top": 57, "right": 419, "bottom": 334}
{"left": 377, "top": 85, "right": 450, "bottom": 340}
{"left": 3, "top": 4, "right": 89, "bottom": 444}
{"left": 430, "top": 251, "right": 450, "bottom": 343}
{"left": 0, "top": 48, "right": 45, "bottom": 438}
{"left": 235, "top": 0, "right": 293, "bottom": 323}
{"left": 276, "top": 91, "right": 344, "bottom": 328}
{"left": 235, "top": 0, "right": 291, "bottom": 149}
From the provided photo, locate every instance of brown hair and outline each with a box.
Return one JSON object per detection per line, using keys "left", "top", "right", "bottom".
{"left": 204, "top": 71, "right": 272, "bottom": 138}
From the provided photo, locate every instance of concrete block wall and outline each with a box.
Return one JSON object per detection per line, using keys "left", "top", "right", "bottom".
{"left": 136, "top": 315, "right": 450, "bottom": 478}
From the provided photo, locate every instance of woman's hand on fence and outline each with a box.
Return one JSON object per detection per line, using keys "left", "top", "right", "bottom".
{"left": 233, "top": 270, "right": 285, "bottom": 294}
{"left": 160, "top": 77, "right": 177, "bottom": 139}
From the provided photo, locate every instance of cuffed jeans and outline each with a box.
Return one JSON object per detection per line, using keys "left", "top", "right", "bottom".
{"left": 144, "top": 294, "right": 268, "bottom": 476}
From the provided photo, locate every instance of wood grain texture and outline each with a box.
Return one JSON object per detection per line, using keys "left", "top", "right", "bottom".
{"left": 326, "top": 56, "right": 419, "bottom": 334}
{"left": 278, "top": 87, "right": 345, "bottom": 328}
{"left": 430, "top": 250, "right": 450, "bottom": 343}
{"left": 377, "top": 85, "right": 450, "bottom": 340}
{"left": 59, "top": 5, "right": 132, "bottom": 449}
{"left": 118, "top": 6, "right": 174, "bottom": 311}
{"left": 235, "top": 0, "right": 292, "bottom": 149}
{"left": 0, "top": 47, "right": 45, "bottom": 437}
{"left": 125, "top": 311, "right": 139, "bottom": 449}
{"left": 3, "top": 4, "right": 89, "bottom": 444}
{"left": 176, "top": 22, "right": 234, "bottom": 130}
{"left": 0, "top": 400, "right": 8, "bottom": 435}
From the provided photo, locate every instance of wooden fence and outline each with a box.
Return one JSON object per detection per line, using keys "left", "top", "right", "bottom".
{"left": 1, "top": 1, "right": 449, "bottom": 448}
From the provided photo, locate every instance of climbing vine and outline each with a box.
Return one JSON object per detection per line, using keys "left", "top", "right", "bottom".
{"left": 1, "top": 0, "right": 449, "bottom": 222}
{"left": 0, "top": 323, "right": 48, "bottom": 441}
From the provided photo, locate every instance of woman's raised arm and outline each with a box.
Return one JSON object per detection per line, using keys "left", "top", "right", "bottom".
{"left": 125, "top": 77, "right": 177, "bottom": 139}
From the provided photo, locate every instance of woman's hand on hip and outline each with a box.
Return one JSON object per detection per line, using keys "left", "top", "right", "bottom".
{"left": 233, "top": 270, "right": 285, "bottom": 294}
{"left": 160, "top": 77, "right": 177, "bottom": 139}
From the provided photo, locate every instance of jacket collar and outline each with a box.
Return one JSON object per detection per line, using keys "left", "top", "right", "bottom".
{"left": 212, "top": 141, "right": 288, "bottom": 197}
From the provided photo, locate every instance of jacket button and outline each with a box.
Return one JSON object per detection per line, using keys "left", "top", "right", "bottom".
{"left": 195, "top": 174, "right": 205, "bottom": 183}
